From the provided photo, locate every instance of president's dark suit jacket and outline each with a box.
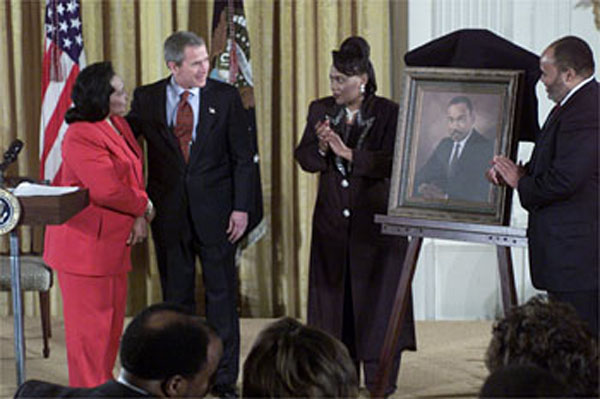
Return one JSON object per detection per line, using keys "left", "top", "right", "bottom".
{"left": 518, "top": 79, "right": 599, "bottom": 292}
{"left": 14, "top": 379, "right": 153, "bottom": 398}
{"left": 415, "top": 130, "right": 494, "bottom": 202}
{"left": 127, "top": 78, "right": 253, "bottom": 245}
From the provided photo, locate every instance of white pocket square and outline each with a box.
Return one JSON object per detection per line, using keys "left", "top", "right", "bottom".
{"left": 208, "top": 107, "right": 216, "bottom": 114}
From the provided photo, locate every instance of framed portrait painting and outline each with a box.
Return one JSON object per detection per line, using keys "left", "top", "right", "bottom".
{"left": 389, "top": 67, "right": 522, "bottom": 225}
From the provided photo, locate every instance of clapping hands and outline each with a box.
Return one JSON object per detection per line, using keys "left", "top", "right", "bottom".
{"left": 486, "top": 156, "right": 525, "bottom": 189}
{"left": 314, "top": 119, "right": 353, "bottom": 161}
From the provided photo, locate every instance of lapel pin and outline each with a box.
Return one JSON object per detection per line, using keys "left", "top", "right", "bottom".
{"left": 208, "top": 107, "right": 216, "bottom": 114}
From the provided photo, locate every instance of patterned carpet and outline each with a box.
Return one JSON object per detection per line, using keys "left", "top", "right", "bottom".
{"left": 0, "top": 317, "right": 493, "bottom": 398}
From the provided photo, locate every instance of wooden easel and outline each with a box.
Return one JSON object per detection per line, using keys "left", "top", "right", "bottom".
{"left": 371, "top": 215, "right": 527, "bottom": 398}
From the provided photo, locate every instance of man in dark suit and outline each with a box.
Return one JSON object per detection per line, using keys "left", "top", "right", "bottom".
{"left": 490, "top": 36, "right": 598, "bottom": 337}
{"left": 14, "top": 303, "right": 223, "bottom": 398}
{"left": 415, "top": 96, "right": 494, "bottom": 202}
{"left": 126, "top": 31, "right": 253, "bottom": 397}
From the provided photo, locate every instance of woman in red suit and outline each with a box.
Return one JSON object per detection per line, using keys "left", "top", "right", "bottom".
{"left": 44, "top": 62, "right": 154, "bottom": 387}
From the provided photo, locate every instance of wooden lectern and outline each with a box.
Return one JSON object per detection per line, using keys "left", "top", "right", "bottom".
{"left": 7, "top": 189, "right": 88, "bottom": 385}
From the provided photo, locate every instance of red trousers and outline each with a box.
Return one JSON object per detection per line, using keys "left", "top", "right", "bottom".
{"left": 57, "top": 271, "right": 128, "bottom": 387}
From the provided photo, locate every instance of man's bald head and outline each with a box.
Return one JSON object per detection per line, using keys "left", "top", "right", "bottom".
{"left": 120, "top": 303, "right": 218, "bottom": 381}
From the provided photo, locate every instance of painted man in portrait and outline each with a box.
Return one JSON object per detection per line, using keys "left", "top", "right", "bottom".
{"left": 414, "top": 95, "right": 494, "bottom": 202}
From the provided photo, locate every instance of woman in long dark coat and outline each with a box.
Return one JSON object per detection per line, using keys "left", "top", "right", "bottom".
{"left": 294, "top": 37, "right": 416, "bottom": 396}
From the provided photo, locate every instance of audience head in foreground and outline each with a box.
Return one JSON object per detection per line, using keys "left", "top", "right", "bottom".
{"left": 242, "top": 317, "right": 359, "bottom": 398}
{"left": 485, "top": 295, "right": 598, "bottom": 397}
{"left": 479, "top": 364, "right": 570, "bottom": 398}
{"left": 119, "top": 302, "right": 223, "bottom": 397}
{"left": 14, "top": 302, "right": 222, "bottom": 398}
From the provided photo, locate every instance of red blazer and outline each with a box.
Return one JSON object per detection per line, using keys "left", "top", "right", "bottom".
{"left": 44, "top": 115, "right": 148, "bottom": 276}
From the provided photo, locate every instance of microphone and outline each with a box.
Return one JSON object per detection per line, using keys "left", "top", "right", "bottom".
{"left": 4, "top": 139, "right": 24, "bottom": 162}
{"left": 0, "top": 139, "right": 24, "bottom": 172}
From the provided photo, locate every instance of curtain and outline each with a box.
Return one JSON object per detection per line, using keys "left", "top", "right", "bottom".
{"left": 0, "top": 0, "right": 394, "bottom": 320}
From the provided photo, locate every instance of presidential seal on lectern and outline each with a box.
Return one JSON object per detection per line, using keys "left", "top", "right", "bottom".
{"left": 0, "top": 188, "right": 21, "bottom": 235}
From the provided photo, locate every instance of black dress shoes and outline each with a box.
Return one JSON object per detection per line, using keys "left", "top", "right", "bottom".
{"left": 211, "top": 384, "right": 239, "bottom": 399}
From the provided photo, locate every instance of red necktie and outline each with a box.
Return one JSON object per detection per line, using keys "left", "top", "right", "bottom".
{"left": 174, "top": 91, "right": 193, "bottom": 163}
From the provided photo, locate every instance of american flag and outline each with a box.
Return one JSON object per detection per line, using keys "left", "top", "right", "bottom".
{"left": 210, "top": 0, "right": 265, "bottom": 248}
{"left": 39, "top": 0, "right": 86, "bottom": 183}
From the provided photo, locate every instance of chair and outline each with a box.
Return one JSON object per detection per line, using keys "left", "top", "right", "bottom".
{"left": 0, "top": 255, "right": 53, "bottom": 358}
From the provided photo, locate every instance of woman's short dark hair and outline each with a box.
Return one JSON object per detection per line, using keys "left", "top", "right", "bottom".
{"left": 65, "top": 61, "right": 115, "bottom": 124}
{"left": 242, "top": 317, "right": 359, "bottom": 398}
{"left": 485, "top": 295, "right": 598, "bottom": 397}
{"left": 480, "top": 364, "right": 571, "bottom": 398}
{"left": 332, "top": 36, "right": 377, "bottom": 96}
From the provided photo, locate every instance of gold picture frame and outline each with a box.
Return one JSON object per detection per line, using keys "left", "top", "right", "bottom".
{"left": 389, "top": 67, "right": 522, "bottom": 225}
